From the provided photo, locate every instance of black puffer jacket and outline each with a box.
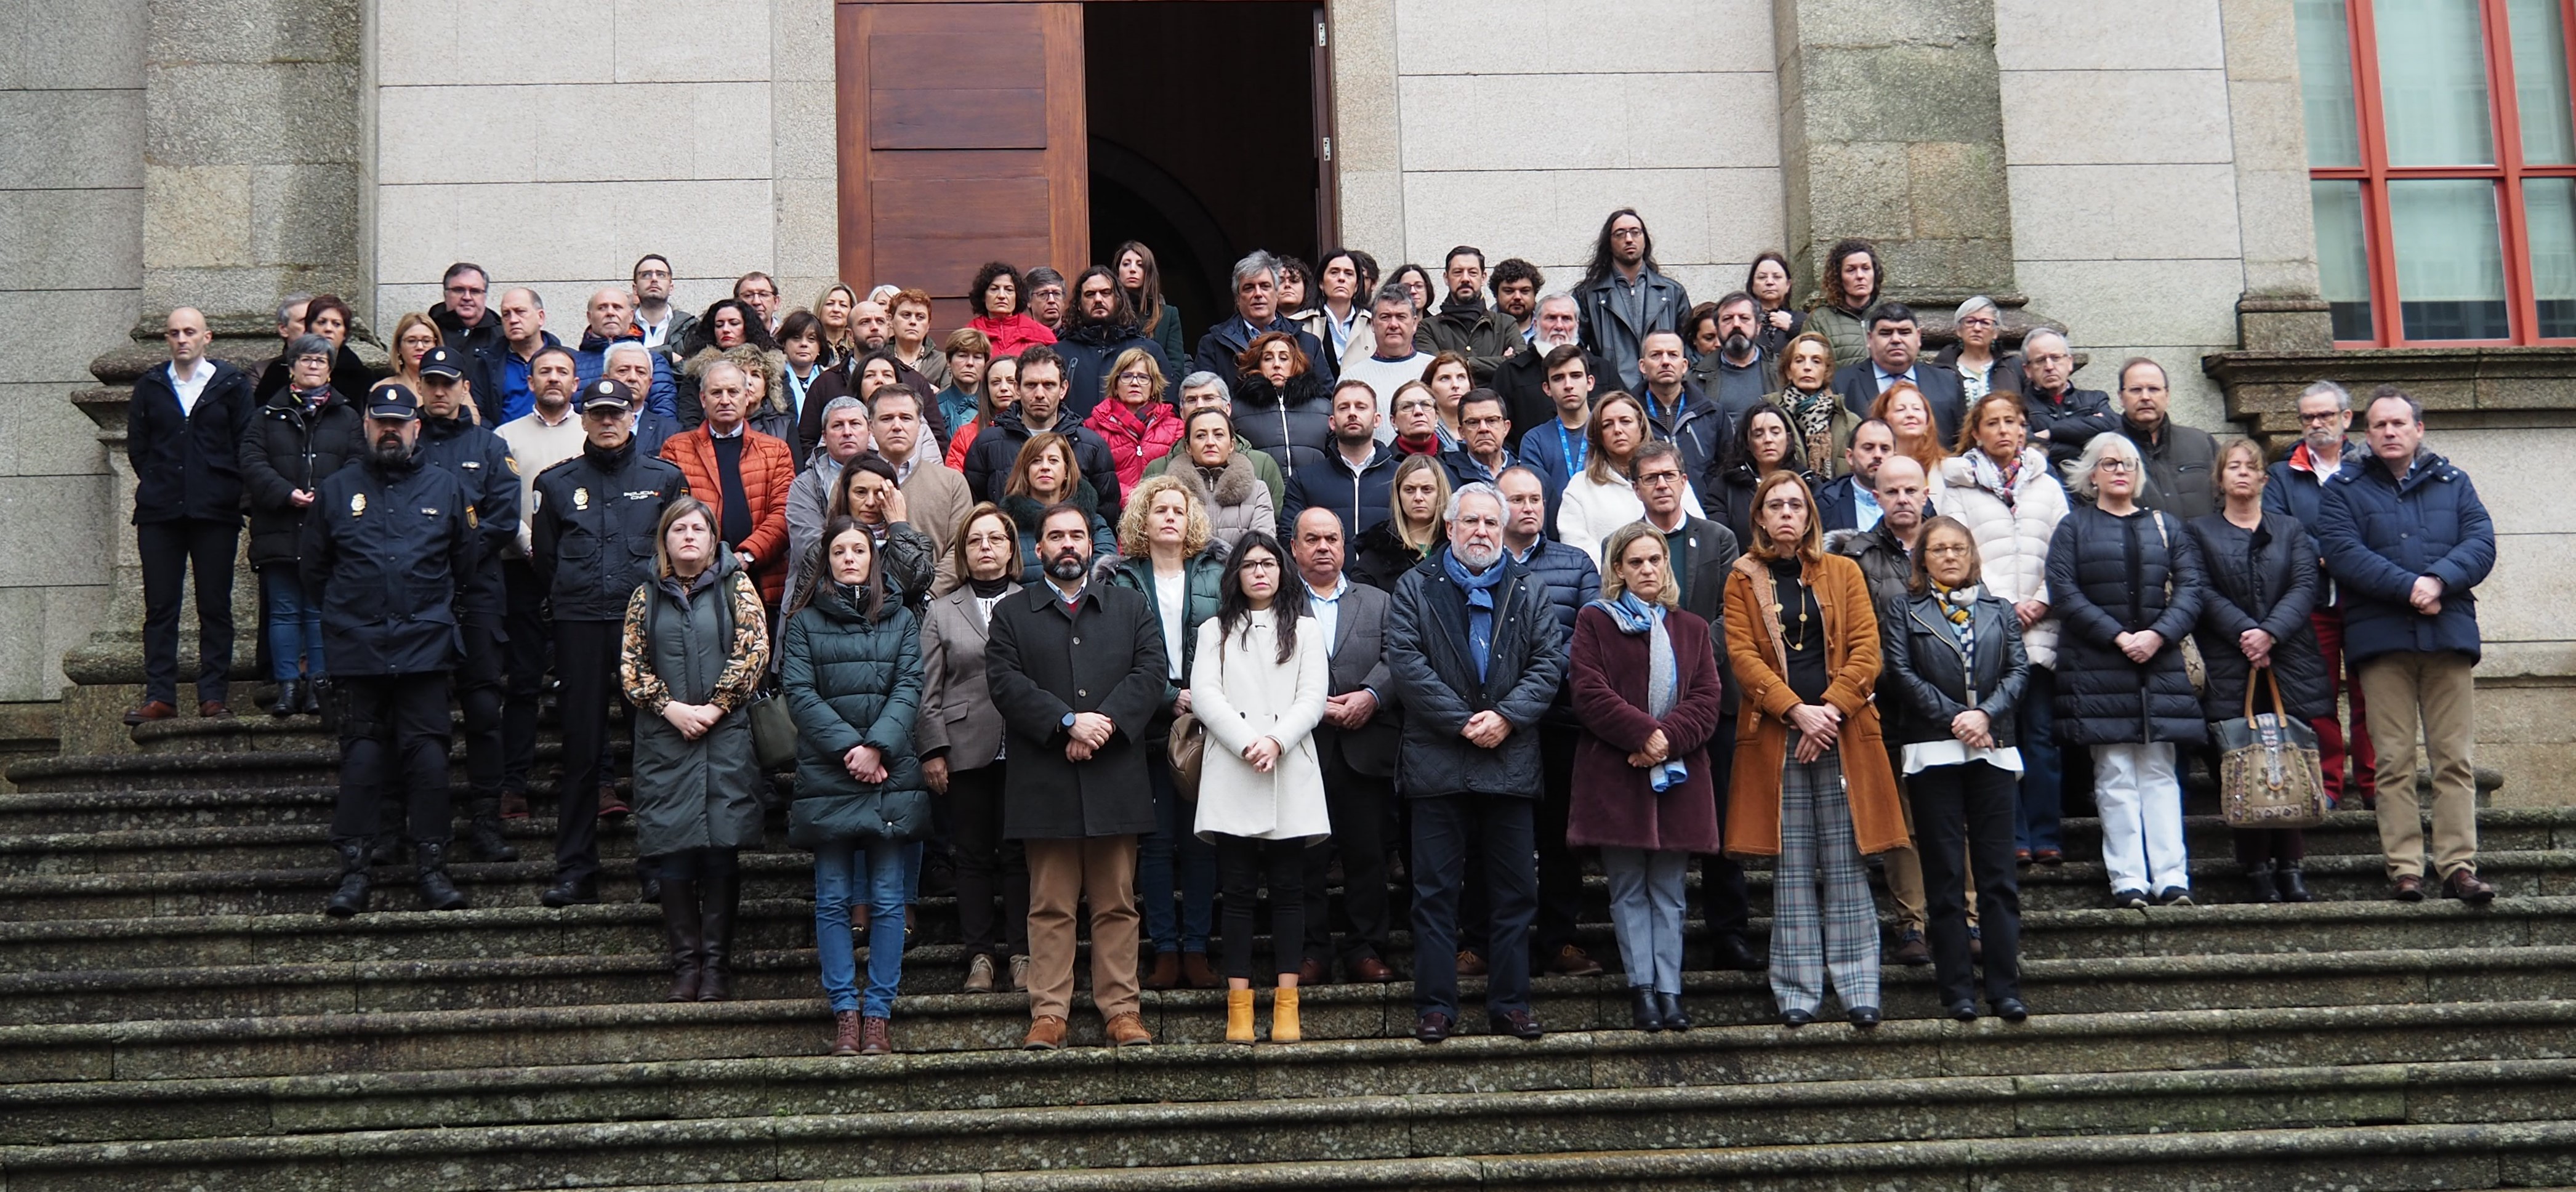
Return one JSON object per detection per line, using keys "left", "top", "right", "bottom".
{"left": 254, "top": 344, "right": 382, "bottom": 406}
{"left": 2045, "top": 504, "right": 2207, "bottom": 746}
{"left": 1231, "top": 371, "right": 1335, "bottom": 480}
{"left": 1880, "top": 589, "right": 2030, "bottom": 749}
{"left": 1348, "top": 520, "right": 1431, "bottom": 592}
{"left": 960, "top": 408, "right": 1125, "bottom": 523}
{"left": 239, "top": 386, "right": 366, "bottom": 569}
{"left": 2187, "top": 512, "right": 2329, "bottom": 723}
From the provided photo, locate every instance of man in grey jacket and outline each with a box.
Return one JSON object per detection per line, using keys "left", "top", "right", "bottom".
{"left": 1292, "top": 507, "right": 1402, "bottom": 983}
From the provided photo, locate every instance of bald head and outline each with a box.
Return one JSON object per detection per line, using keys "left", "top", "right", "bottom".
{"left": 164, "top": 307, "right": 210, "bottom": 367}
{"left": 1874, "top": 454, "right": 1931, "bottom": 535}
{"left": 587, "top": 288, "right": 634, "bottom": 339}
{"left": 1294, "top": 506, "right": 1348, "bottom": 588}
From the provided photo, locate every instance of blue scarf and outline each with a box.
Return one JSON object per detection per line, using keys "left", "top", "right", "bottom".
{"left": 1442, "top": 548, "right": 1507, "bottom": 681}
{"left": 1593, "top": 592, "right": 1690, "bottom": 791}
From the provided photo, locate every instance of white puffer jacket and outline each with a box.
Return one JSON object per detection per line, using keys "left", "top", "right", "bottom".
{"left": 1938, "top": 447, "right": 2071, "bottom": 667}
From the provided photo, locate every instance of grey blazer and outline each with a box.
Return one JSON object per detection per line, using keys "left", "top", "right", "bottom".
{"left": 1315, "top": 576, "right": 1401, "bottom": 779}
{"left": 917, "top": 582, "right": 1015, "bottom": 771}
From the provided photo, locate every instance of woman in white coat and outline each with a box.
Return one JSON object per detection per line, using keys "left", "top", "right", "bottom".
{"left": 1938, "top": 392, "right": 2074, "bottom": 864}
{"left": 1190, "top": 530, "right": 1330, "bottom": 1045}
{"left": 1556, "top": 391, "right": 1704, "bottom": 566}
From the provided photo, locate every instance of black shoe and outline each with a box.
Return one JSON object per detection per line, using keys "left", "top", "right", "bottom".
{"left": 1487, "top": 1009, "right": 1544, "bottom": 1040}
{"left": 2245, "top": 861, "right": 2280, "bottom": 904}
{"left": 1628, "top": 988, "right": 1664, "bottom": 1032}
{"left": 1947, "top": 1000, "right": 1979, "bottom": 1023}
{"left": 2277, "top": 864, "right": 2313, "bottom": 903}
{"left": 413, "top": 840, "right": 469, "bottom": 911}
{"left": 659, "top": 877, "right": 706, "bottom": 1002}
{"left": 466, "top": 798, "right": 518, "bottom": 863}
{"left": 1991, "top": 997, "right": 2029, "bottom": 1023}
{"left": 2157, "top": 887, "right": 2195, "bottom": 907}
{"left": 696, "top": 871, "right": 740, "bottom": 1001}
{"left": 2113, "top": 888, "right": 2151, "bottom": 909}
{"left": 1414, "top": 1012, "right": 1454, "bottom": 1044}
{"left": 1655, "top": 991, "right": 1691, "bottom": 1031}
{"left": 541, "top": 874, "right": 599, "bottom": 907}
{"left": 368, "top": 831, "right": 405, "bottom": 868}
{"left": 324, "top": 840, "right": 371, "bottom": 917}
{"left": 1846, "top": 1005, "right": 1882, "bottom": 1030}
{"left": 303, "top": 678, "right": 329, "bottom": 720}
{"left": 638, "top": 877, "right": 662, "bottom": 904}
{"left": 272, "top": 680, "right": 303, "bottom": 719}
{"left": 1779, "top": 1008, "right": 1815, "bottom": 1028}
{"left": 1712, "top": 933, "right": 1765, "bottom": 971}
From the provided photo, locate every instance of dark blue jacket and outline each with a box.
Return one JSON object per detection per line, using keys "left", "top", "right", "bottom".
{"left": 299, "top": 451, "right": 475, "bottom": 676}
{"left": 1281, "top": 442, "right": 1399, "bottom": 542}
{"left": 1831, "top": 360, "right": 1967, "bottom": 447}
{"left": 430, "top": 303, "right": 510, "bottom": 426}
{"left": 2315, "top": 448, "right": 2495, "bottom": 666}
{"left": 128, "top": 358, "right": 255, "bottom": 525}
{"left": 2262, "top": 441, "right": 2362, "bottom": 538}
{"left": 1510, "top": 538, "right": 1600, "bottom": 725}
{"left": 414, "top": 413, "right": 521, "bottom": 619}
{"left": 529, "top": 438, "right": 690, "bottom": 622}
{"left": 573, "top": 333, "right": 680, "bottom": 421}
{"left": 2046, "top": 504, "right": 2207, "bottom": 746}
{"left": 1054, "top": 322, "right": 1169, "bottom": 422}
{"left": 1640, "top": 385, "right": 1730, "bottom": 497}
{"left": 1191, "top": 315, "right": 1338, "bottom": 390}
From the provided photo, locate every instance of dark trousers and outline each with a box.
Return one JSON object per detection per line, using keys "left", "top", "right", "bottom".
{"left": 1215, "top": 834, "right": 1306, "bottom": 981}
{"left": 1698, "top": 717, "right": 1753, "bottom": 941}
{"left": 1461, "top": 724, "right": 1583, "bottom": 963}
{"left": 2233, "top": 828, "right": 2306, "bottom": 866}
{"left": 949, "top": 761, "right": 1030, "bottom": 963}
{"left": 1304, "top": 752, "right": 1393, "bottom": 965}
{"left": 552, "top": 618, "right": 621, "bottom": 884}
{"left": 500, "top": 560, "right": 551, "bottom": 794}
{"left": 456, "top": 614, "right": 506, "bottom": 799}
{"left": 138, "top": 518, "right": 239, "bottom": 706}
{"left": 1410, "top": 791, "right": 1536, "bottom": 1018}
{"left": 331, "top": 673, "right": 455, "bottom": 844}
{"left": 1909, "top": 760, "right": 2022, "bottom": 1006}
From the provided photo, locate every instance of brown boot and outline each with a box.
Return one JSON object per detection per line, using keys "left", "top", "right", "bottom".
{"left": 859, "top": 1015, "right": 893, "bottom": 1056}
{"left": 827, "top": 1010, "right": 862, "bottom": 1057}
{"left": 1023, "top": 1015, "right": 1068, "bottom": 1050}
{"left": 1182, "top": 951, "right": 1223, "bottom": 989}
{"left": 1105, "top": 1012, "right": 1154, "bottom": 1047}
{"left": 1143, "top": 951, "right": 1182, "bottom": 990}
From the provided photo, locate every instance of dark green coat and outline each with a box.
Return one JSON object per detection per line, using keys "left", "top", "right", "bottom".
{"left": 1098, "top": 544, "right": 1228, "bottom": 738}
{"left": 622, "top": 549, "right": 769, "bottom": 857}
{"left": 779, "top": 581, "right": 931, "bottom": 847}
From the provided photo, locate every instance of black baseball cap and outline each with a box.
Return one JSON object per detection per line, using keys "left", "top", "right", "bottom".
{"left": 367, "top": 383, "right": 422, "bottom": 421}
{"left": 581, "top": 378, "right": 635, "bottom": 412}
{"left": 418, "top": 346, "right": 464, "bottom": 379}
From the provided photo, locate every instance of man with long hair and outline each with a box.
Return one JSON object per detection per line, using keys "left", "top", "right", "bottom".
{"left": 1573, "top": 207, "right": 1693, "bottom": 392}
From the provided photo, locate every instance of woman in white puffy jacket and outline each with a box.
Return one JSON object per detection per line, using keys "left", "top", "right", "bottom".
{"left": 1556, "top": 392, "right": 1704, "bottom": 566}
{"left": 1938, "top": 392, "right": 2073, "bottom": 864}
{"left": 1191, "top": 531, "right": 1331, "bottom": 1045}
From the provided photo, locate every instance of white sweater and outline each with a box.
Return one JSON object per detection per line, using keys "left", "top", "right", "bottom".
{"left": 1188, "top": 610, "right": 1332, "bottom": 843}
{"left": 1555, "top": 470, "right": 1705, "bottom": 568}
{"left": 497, "top": 409, "right": 587, "bottom": 557}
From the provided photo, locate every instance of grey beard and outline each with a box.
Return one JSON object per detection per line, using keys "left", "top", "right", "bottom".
{"left": 1452, "top": 541, "right": 1502, "bottom": 571}
{"left": 1045, "top": 552, "right": 1089, "bottom": 581}
{"left": 2305, "top": 428, "right": 2344, "bottom": 457}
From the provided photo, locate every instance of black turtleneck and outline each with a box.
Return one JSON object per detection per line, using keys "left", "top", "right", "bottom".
{"left": 968, "top": 575, "right": 1012, "bottom": 598}
{"left": 582, "top": 434, "right": 636, "bottom": 471}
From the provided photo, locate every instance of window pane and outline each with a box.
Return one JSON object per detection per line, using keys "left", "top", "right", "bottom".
{"left": 2527, "top": 178, "right": 2576, "bottom": 336}
{"left": 2508, "top": 0, "right": 2576, "bottom": 164}
{"left": 2298, "top": 0, "right": 2364, "bottom": 167}
{"left": 2377, "top": 0, "right": 2497, "bottom": 166}
{"left": 2312, "top": 180, "right": 2378, "bottom": 339}
{"left": 2389, "top": 179, "right": 2511, "bottom": 339}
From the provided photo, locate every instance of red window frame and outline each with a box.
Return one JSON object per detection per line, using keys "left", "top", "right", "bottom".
{"left": 2314, "top": 0, "right": 2576, "bottom": 346}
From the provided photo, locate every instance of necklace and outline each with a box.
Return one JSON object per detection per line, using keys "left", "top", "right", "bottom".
{"left": 1774, "top": 579, "right": 1813, "bottom": 651}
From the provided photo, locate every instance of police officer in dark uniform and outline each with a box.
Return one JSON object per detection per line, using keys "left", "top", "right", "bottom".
{"left": 529, "top": 377, "right": 688, "bottom": 906}
{"left": 413, "top": 347, "right": 521, "bottom": 863}
{"left": 302, "top": 384, "right": 478, "bottom": 917}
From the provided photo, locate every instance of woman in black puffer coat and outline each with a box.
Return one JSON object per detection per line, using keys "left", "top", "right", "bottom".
{"left": 2187, "top": 440, "right": 2330, "bottom": 904}
{"left": 1231, "top": 331, "right": 1335, "bottom": 480}
{"left": 239, "top": 334, "right": 368, "bottom": 715}
{"left": 2047, "top": 433, "right": 2205, "bottom": 910}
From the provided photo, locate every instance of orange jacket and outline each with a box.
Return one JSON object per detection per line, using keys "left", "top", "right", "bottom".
{"left": 660, "top": 425, "right": 796, "bottom": 607}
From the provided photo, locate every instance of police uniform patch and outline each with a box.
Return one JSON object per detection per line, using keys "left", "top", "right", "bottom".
{"left": 350, "top": 493, "right": 366, "bottom": 516}
{"left": 574, "top": 488, "right": 590, "bottom": 510}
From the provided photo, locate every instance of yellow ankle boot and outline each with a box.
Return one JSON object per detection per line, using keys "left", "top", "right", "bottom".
{"left": 1270, "top": 986, "right": 1301, "bottom": 1044}
{"left": 1226, "top": 988, "right": 1257, "bottom": 1044}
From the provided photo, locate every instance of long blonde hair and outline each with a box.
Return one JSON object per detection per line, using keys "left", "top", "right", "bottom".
{"left": 1388, "top": 455, "right": 1452, "bottom": 551}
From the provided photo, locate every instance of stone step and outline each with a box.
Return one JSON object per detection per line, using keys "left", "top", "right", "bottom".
{"left": 1, "top": 1020, "right": 2572, "bottom": 1188}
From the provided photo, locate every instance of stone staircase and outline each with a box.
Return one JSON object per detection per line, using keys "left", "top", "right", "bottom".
{"left": 1, "top": 720, "right": 2570, "bottom": 1191}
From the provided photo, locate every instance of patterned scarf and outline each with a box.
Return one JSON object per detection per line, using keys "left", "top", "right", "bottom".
{"left": 1966, "top": 446, "right": 2027, "bottom": 512}
{"left": 1931, "top": 580, "right": 1977, "bottom": 658}
{"left": 1776, "top": 386, "right": 1837, "bottom": 470}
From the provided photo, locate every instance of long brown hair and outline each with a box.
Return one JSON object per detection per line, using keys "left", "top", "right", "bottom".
{"left": 1870, "top": 382, "right": 1945, "bottom": 480}
{"left": 1584, "top": 392, "right": 1651, "bottom": 485}
{"left": 1745, "top": 470, "right": 1824, "bottom": 566}
{"left": 1005, "top": 432, "right": 1077, "bottom": 502}
{"left": 794, "top": 513, "right": 885, "bottom": 621}
{"left": 1236, "top": 331, "right": 1310, "bottom": 377}
{"left": 1114, "top": 240, "right": 1167, "bottom": 337}
{"left": 1955, "top": 390, "right": 2027, "bottom": 457}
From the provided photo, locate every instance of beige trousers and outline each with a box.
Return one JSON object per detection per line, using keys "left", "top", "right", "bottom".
{"left": 2356, "top": 651, "right": 2479, "bottom": 879}
{"left": 1024, "top": 834, "right": 1143, "bottom": 1022}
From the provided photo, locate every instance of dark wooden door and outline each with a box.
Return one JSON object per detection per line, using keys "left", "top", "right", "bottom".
{"left": 835, "top": 2, "right": 1089, "bottom": 329}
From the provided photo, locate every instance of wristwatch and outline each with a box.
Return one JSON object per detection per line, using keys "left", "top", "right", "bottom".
{"left": 1062, "top": 711, "right": 1078, "bottom": 729}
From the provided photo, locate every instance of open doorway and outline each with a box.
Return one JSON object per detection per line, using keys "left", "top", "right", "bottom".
{"left": 1085, "top": 2, "right": 1330, "bottom": 348}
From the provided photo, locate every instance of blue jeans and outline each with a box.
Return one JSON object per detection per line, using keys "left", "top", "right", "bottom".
{"left": 2015, "top": 665, "right": 2062, "bottom": 853}
{"left": 1137, "top": 752, "right": 1215, "bottom": 954}
{"left": 814, "top": 837, "right": 921, "bottom": 1017}
{"left": 262, "top": 565, "right": 324, "bottom": 681}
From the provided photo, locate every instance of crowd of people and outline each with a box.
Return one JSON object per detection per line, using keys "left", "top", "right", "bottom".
{"left": 124, "top": 210, "right": 2499, "bottom": 1058}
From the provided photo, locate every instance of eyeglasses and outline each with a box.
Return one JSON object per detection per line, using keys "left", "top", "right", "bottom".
{"left": 1924, "top": 543, "right": 1974, "bottom": 557}
{"left": 1761, "top": 498, "right": 1809, "bottom": 512}
{"left": 1238, "top": 558, "right": 1281, "bottom": 571}
{"left": 444, "top": 283, "right": 486, "bottom": 296}
{"left": 2297, "top": 411, "right": 2346, "bottom": 425}
{"left": 1636, "top": 470, "right": 1684, "bottom": 486}
{"left": 2096, "top": 459, "right": 2138, "bottom": 473}
{"left": 1957, "top": 316, "right": 1998, "bottom": 329}
{"left": 1116, "top": 371, "right": 1153, "bottom": 383}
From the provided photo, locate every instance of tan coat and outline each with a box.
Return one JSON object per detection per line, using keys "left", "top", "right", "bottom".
{"left": 1721, "top": 551, "right": 1909, "bottom": 858}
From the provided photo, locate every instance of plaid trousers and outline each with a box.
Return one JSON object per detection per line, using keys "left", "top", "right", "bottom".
{"left": 1769, "top": 733, "right": 1882, "bottom": 1016}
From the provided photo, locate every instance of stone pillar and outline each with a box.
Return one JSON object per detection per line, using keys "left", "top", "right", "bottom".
{"left": 2218, "top": 0, "right": 2334, "bottom": 352}
{"left": 1772, "top": 0, "right": 2021, "bottom": 315}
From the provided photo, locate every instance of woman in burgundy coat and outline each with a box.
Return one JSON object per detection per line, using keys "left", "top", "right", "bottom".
{"left": 1568, "top": 522, "right": 1728, "bottom": 1034}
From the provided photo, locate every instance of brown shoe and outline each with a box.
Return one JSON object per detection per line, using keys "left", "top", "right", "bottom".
{"left": 1549, "top": 944, "right": 1604, "bottom": 977}
{"left": 2443, "top": 868, "right": 2498, "bottom": 904}
{"left": 2391, "top": 874, "right": 2426, "bottom": 903}
{"left": 963, "top": 954, "right": 997, "bottom": 994}
{"left": 1456, "top": 949, "right": 1488, "bottom": 977}
{"left": 827, "top": 1010, "right": 862, "bottom": 1057}
{"left": 1892, "top": 930, "right": 1933, "bottom": 967}
{"left": 123, "top": 701, "right": 177, "bottom": 725}
{"left": 1181, "top": 951, "right": 1223, "bottom": 989}
{"left": 198, "top": 701, "right": 231, "bottom": 719}
{"left": 1298, "top": 957, "right": 1331, "bottom": 985}
{"left": 597, "top": 785, "right": 631, "bottom": 819}
{"left": 1008, "top": 954, "right": 1032, "bottom": 993}
{"left": 1104, "top": 1011, "right": 1154, "bottom": 1047}
{"left": 498, "top": 791, "right": 531, "bottom": 820}
{"left": 859, "top": 1015, "right": 893, "bottom": 1055}
{"left": 1350, "top": 956, "right": 1396, "bottom": 983}
{"left": 1143, "top": 951, "right": 1182, "bottom": 990}
{"left": 1023, "top": 1015, "right": 1068, "bottom": 1050}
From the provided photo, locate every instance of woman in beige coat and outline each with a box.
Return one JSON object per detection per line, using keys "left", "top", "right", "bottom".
{"left": 1189, "top": 531, "right": 1330, "bottom": 1045}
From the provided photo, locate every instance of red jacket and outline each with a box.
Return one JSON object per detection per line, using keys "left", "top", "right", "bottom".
{"left": 970, "top": 313, "right": 1057, "bottom": 360}
{"left": 1084, "top": 398, "right": 1184, "bottom": 493}
{"left": 660, "top": 425, "right": 796, "bottom": 606}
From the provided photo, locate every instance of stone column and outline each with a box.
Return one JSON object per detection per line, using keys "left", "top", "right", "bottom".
{"left": 2218, "top": 0, "right": 2334, "bottom": 352}
{"left": 1772, "top": 0, "right": 2021, "bottom": 315}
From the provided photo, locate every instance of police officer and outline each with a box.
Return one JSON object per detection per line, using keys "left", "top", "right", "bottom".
{"left": 529, "top": 377, "right": 688, "bottom": 906}
{"left": 302, "top": 384, "right": 478, "bottom": 917}
{"left": 414, "top": 347, "right": 521, "bottom": 863}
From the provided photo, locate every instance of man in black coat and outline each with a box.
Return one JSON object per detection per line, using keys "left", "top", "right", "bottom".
{"left": 2016, "top": 329, "right": 2120, "bottom": 470}
{"left": 2118, "top": 358, "right": 2220, "bottom": 521}
{"left": 1053, "top": 267, "right": 1170, "bottom": 422}
{"left": 984, "top": 504, "right": 1169, "bottom": 1050}
{"left": 1830, "top": 302, "right": 1966, "bottom": 447}
{"left": 430, "top": 264, "right": 510, "bottom": 426}
{"left": 300, "top": 384, "right": 477, "bottom": 918}
{"left": 1637, "top": 331, "right": 1733, "bottom": 496}
{"left": 412, "top": 348, "right": 522, "bottom": 864}
{"left": 127, "top": 307, "right": 256, "bottom": 723}
{"left": 960, "top": 347, "right": 1125, "bottom": 521}
{"left": 1494, "top": 296, "right": 1612, "bottom": 453}
{"left": 1280, "top": 381, "right": 1400, "bottom": 541}
{"left": 1191, "top": 250, "right": 1337, "bottom": 387}
{"left": 1386, "top": 481, "right": 1568, "bottom": 1043}
{"left": 529, "top": 379, "right": 690, "bottom": 906}
{"left": 1290, "top": 507, "right": 1402, "bottom": 983}
{"left": 1632, "top": 441, "right": 1760, "bottom": 971}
